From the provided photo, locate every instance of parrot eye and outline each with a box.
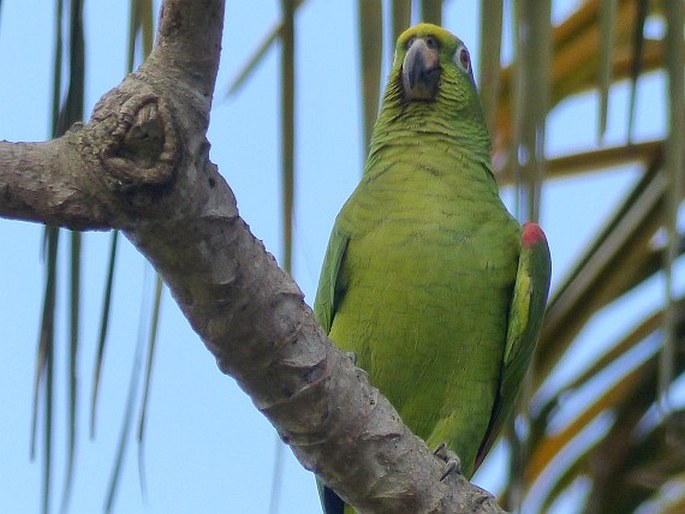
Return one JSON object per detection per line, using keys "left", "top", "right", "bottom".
{"left": 454, "top": 44, "right": 471, "bottom": 73}
{"left": 424, "top": 35, "right": 438, "bottom": 49}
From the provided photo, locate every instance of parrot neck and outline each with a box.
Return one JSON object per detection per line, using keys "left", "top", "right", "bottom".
{"left": 364, "top": 105, "right": 495, "bottom": 188}
{"left": 362, "top": 73, "right": 498, "bottom": 189}
{"left": 370, "top": 115, "right": 491, "bottom": 158}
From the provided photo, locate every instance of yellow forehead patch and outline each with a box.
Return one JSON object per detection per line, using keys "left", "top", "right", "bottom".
{"left": 396, "top": 23, "right": 460, "bottom": 50}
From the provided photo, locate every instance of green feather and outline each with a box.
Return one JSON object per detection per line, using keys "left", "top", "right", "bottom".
{"left": 315, "top": 24, "right": 551, "bottom": 513}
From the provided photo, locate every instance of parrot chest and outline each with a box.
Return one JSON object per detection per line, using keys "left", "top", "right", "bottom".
{"left": 329, "top": 176, "right": 520, "bottom": 458}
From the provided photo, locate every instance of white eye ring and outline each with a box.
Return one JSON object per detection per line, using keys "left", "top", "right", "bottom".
{"left": 454, "top": 44, "right": 471, "bottom": 73}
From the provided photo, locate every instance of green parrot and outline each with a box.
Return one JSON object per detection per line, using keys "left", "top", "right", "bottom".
{"left": 314, "top": 23, "right": 551, "bottom": 513}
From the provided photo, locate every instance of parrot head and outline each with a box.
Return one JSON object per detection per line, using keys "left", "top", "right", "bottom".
{"left": 366, "top": 23, "right": 491, "bottom": 174}
{"left": 391, "top": 23, "right": 478, "bottom": 109}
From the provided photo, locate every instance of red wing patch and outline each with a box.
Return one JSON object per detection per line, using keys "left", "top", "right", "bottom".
{"left": 521, "top": 222, "right": 547, "bottom": 249}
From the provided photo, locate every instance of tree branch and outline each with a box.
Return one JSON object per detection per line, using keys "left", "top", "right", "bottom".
{"left": 0, "top": 0, "right": 505, "bottom": 512}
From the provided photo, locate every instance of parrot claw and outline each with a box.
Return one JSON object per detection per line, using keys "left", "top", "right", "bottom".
{"left": 439, "top": 460, "right": 459, "bottom": 481}
{"left": 433, "top": 442, "right": 462, "bottom": 480}
{"left": 347, "top": 351, "right": 369, "bottom": 380}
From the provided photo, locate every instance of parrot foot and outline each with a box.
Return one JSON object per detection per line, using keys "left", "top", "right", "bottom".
{"left": 347, "top": 351, "right": 369, "bottom": 380}
{"left": 433, "top": 442, "right": 461, "bottom": 481}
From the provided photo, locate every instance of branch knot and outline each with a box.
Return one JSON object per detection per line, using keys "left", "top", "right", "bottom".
{"left": 100, "top": 94, "right": 179, "bottom": 189}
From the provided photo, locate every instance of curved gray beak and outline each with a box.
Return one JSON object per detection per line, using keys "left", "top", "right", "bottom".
{"left": 402, "top": 38, "right": 440, "bottom": 101}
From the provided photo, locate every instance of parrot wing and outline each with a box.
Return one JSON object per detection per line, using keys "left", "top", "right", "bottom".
{"left": 313, "top": 224, "right": 350, "bottom": 514}
{"left": 474, "top": 222, "right": 552, "bottom": 470}
{"left": 313, "top": 225, "right": 349, "bottom": 335}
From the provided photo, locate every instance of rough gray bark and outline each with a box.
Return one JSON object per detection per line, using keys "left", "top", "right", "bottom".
{"left": 0, "top": 1, "right": 506, "bottom": 512}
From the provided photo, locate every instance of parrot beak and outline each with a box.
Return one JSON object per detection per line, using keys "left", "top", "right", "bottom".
{"left": 402, "top": 37, "right": 440, "bottom": 101}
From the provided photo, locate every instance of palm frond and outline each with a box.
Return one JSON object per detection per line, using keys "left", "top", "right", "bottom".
{"left": 128, "top": 0, "right": 154, "bottom": 70}
{"left": 137, "top": 275, "right": 164, "bottom": 498}
{"left": 225, "top": 0, "right": 306, "bottom": 97}
{"left": 59, "top": 2, "right": 86, "bottom": 510}
{"left": 420, "top": 0, "right": 441, "bottom": 26}
{"left": 32, "top": 226, "right": 58, "bottom": 514}
{"left": 91, "top": 231, "right": 119, "bottom": 437}
{"left": 104, "top": 288, "right": 149, "bottom": 514}
{"left": 659, "top": 0, "right": 685, "bottom": 413}
{"left": 626, "top": 0, "right": 649, "bottom": 142}
{"left": 538, "top": 152, "right": 665, "bottom": 383}
{"left": 391, "top": 0, "right": 411, "bottom": 42}
{"left": 478, "top": 0, "right": 503, "bottom": 137}
{"left": 31, "top": 0, "right": 86, "bottom": 512}
{"left": 281, "top": 0, "right": 295, "bottom": 274}
{"left": 357, "top": 0, "right": 383, "bottom": 152}
{"left": 62, "top": 229, "right": 81, "bottom": 513}
{"left": 597, "top": 0, "right": 617, "bottom": 139}
{"left": 528, "top": 298, "right": 685, "bottom": 513}
{"left": 486, "top": 2, "right": 685, "bottom": 511}
{"left": 512, "top": 0, "right": 550, "bottom": 222}
{"left": 494, "top": 0, "right": 664, "bottom": 162}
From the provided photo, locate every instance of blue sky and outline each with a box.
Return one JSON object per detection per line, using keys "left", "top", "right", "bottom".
{"left": 0, "top": 1, "right": 670, "bottom": 513}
